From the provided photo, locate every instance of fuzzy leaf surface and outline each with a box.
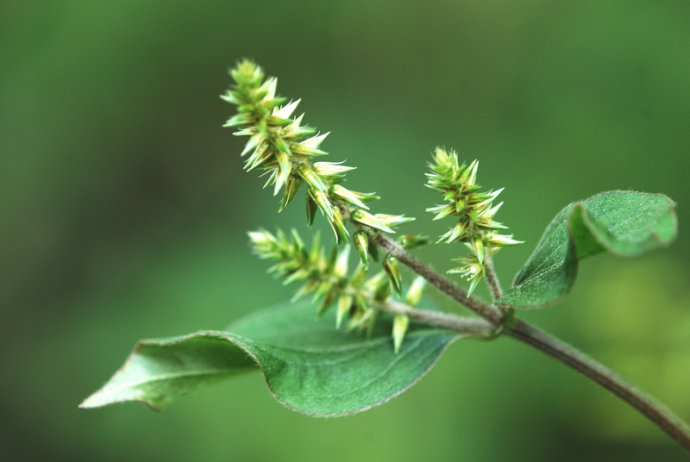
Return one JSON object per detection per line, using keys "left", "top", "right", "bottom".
{"left": 499, "top": 191, "right": 676, "bottom": 308}
{"left": 80, "top": 302, "right": 458, "bottom": 415}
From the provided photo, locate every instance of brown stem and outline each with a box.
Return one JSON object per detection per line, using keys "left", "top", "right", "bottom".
{"left": 361, "top": 229, "right": 690, "bottom": 452}
{"left": 375, "top": 299, "right": 494, "bottom": 336}
{"left": 371, "top": 231, "right": 503, "bottom": 325}
{"left": 507, "top": 320, "right": 690, "bottom": 451}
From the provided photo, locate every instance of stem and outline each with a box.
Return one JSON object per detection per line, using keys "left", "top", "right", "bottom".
{"left": 363, "top": 231, "right": 690, "bottom": 451}
{"left": 482, "top": 253, "right": 503, "bottom": 302}
{"left": 375, "top": 299, "right": 494, "bottom": 337}
{"left": 506, "top": 320, "right": 690, "bottom": 451}
{"left": 371, "top": 231, "right": 503, "bottom": 325}
{"left": 231, "top": 62, "right": 689, "bottom": 448}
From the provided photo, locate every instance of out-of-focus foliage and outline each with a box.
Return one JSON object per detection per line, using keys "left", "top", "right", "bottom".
{"left": 1, "top": 1, "right": 688, "bottom": 461}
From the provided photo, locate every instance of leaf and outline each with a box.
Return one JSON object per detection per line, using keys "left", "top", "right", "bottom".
{"left": 80, "top": 302, "right": 460, "bottom": 416}
{"left": 498, "top": 191, "right": 677, "bottom": 308}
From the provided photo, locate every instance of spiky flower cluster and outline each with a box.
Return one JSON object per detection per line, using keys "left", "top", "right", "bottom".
{"left": 249, "top": 229, "right": 426, "bottom": 352}
{"left": 426, "top": 148, "right": 521, "bottom": 294}
{"left": 229, "top": 62, "right": 518, "bottom": 351}
{"left": 222, "top": 60, "right": 413, "bottom": 246}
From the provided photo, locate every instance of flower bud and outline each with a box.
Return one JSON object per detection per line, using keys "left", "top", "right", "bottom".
{"left": 392, "top": 314, "right": 409, "bottom": 354}
{"left": 333, "top": 245, "right": 350, "bottom": 278}
{"left": 332, "top": 185, "right": 371, "bottom": 209}
{"left": 311, "top": 189, "right": 334, "bottom": 221}
{"left": 367, "top": 272, "right": 392, "bottom": 302}
{"left": 280, "top": 176, "right": 302, "bottom": 211}
{"left": 272, "top": 99, "right": 301, "bottom": 120}
{"left": 404, "top": 276, "right": 426, "bottom": 306}
{"left": 353, "top": 231, "right": 369, "bottom": 268}
{"left": 329, "top": 207, "right": 349, "bottom": 244}
{"left": 306, "top": 193, "right": 317, "bottom": 226}
{"left": 313, "top": 162, "right": 355, "bottom": 179}
{"left": 298, "top": 164, "right": 327, "bottom": 192}
{"left": 383, "top": 255, "right": 403, "bottom": 295}
{"left": 336, "top": 294, "right": 353, "bottom": 328}
{"left": 293, "top": 132, "right": 329, "bottom": 156}
{"left": 274, "top": 149, "right": 292, "bottom": 195}
{"left": 398, "top": 234, "right": 429, "bottom": 250}
{"left": 375, "top": 214, "right": 415, "bottom": 227}
{"left": 351, "top": 209, "right": 394, "bottom": 233}
{"left": 317, "top": 289, "right": 337, "bottom": 315}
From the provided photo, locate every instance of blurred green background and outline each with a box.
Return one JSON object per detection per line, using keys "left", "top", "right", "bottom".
{"left": 1, "top": 0, "right": 689, "bottom": 460}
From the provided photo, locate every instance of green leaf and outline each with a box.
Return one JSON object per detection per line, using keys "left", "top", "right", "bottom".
{"left": 80, "top": 302, "right": 459, "bottom": 416}
{"left": 499, "top": 191, "right": 677, "bottom": 308}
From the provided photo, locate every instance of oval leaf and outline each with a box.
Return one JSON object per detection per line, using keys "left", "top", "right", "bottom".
{"left": 80, "top": 302, "right": 459, "bottom": 416}
{"left": 498, "top": 191, "right": 676, "bottom": 308}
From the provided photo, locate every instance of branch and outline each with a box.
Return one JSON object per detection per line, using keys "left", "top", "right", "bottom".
{"left": 482, "top": 253, "right": 503, "bottom": 301}
{"left": 375, "top": 299, "right": 494, "bottom": 337}
{"left": 226, "top": 61, "right": 689, "bottom": 450}
{"left": 371, "top": 231, "right": 503, "bottom": 325}
{"left": 372, "top": 295, "right": 690, "bottom": 451}
{"left": 365, "top": 230, "right": 690, "bottom": 452}
{"left": 507, "top": 320, "right": 690, "bottom": 451}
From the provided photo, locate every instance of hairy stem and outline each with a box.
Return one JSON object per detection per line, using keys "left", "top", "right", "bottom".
{"left": 375, "top": 299, "right": 494, "bottom": 337}
{"left": 365, "top": 230, "right": 690, "bottom": 451}
{"left": 371, "top": 231, "right": 503, "bottom": 325}
{"left": 482, "top": 253, "right": 503, "bottom": 302}
{"left": 506, "top": 320, "right": 690, "bottom": 451}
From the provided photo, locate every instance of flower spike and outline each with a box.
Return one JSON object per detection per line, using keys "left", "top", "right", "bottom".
{"left": 223, "top": 60, "right": 413, "bottom": 245}
{"left": 250, "top": 229, "right": 412, "bottom": 343}
{"left": 426, "top": 147, "right": 520, "bottom": 293}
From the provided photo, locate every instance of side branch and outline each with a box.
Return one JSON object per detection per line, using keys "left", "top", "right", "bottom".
{"left": 482, "top": 253, "right": 503, "bottom": 301}
{"left": 371, "top": 231, "right": 503, "bottom": 325}
{"left": 375, "top": 299, "right": 494, "bottom": 337}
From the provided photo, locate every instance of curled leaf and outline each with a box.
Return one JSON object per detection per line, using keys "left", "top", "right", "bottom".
{"left": 499, "top": 191, "right": 677, "bottom": 308}
{"left": 80, "top": 302, "right": 460, "bottom": 416}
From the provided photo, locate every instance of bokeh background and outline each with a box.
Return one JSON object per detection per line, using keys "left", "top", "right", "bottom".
{"left": 1, "top": 0, "right": 689, "bottom": 460}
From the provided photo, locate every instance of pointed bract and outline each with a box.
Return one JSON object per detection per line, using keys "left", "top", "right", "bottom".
{"left": 404, "top": 276, "right": 426, "bottom": 306}
{"left": 280, "top": 176, "right": 302, "bottom": 211}
{"left": 353, "top": 231, "right": 369, "bottom": 268}
{"left": 306, "top": 193, "right": 317, "bottom": 226}
{"left": 273, "top": 99, "right": 301, "bottom": 120}
{"left": 392, "top": 314, "right": 409, "bottom": 354}
{"left": 398, "top": 234, "right": 429, "bottom": 250}
{"left": 336, "top": 294, "right": 353, "bottom": 328}
{"left": 383, "top": 255, "right": 403, "bottom": 295}
{"left": 351, "top": 209, "right": 394, "bottom": 233}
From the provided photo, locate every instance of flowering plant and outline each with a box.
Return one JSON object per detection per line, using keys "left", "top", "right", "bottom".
{"left": 81, "top": 61, "right": 689, "bottom": 452}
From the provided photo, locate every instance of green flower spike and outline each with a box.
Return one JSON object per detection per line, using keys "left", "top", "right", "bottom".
{"left": 250, "top": 228, "right": 408, "bottom": 339}
{"left": 224, "top": 60, "right": 413, "bottom": 244}
{"left": 425, "top": 147, "right": 521, "bottom": 293}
